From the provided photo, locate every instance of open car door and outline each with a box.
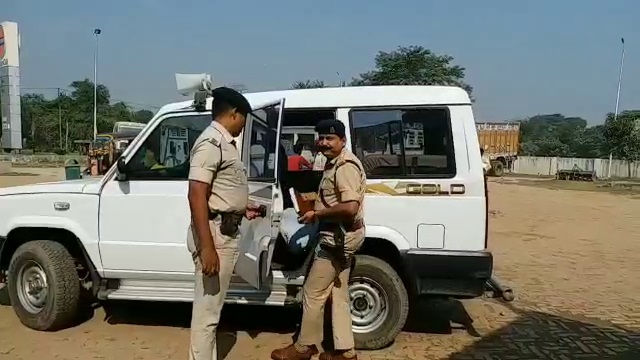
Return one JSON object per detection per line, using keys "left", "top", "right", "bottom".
{"left": 234, "top": 97, "right": 286, "bottom": 289}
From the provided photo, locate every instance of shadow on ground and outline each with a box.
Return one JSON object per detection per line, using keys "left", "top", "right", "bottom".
{"left": 446, "top": 307, "right": 640, "bottom": 360}
{"left": 103, "top": 301, "right": 302, "bottom": 359}
{"left": 102, "top": 297, "right": 481, "bottom": 355}
{"left": 3, "top": 290, "right": 638, "bottom": 359}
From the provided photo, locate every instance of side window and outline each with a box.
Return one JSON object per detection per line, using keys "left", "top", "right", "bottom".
{"left": 350, "top": 108, "right": 456, "bottom": 178}
{"left": 127, "top": 113, "right": 211, "bottom": 180}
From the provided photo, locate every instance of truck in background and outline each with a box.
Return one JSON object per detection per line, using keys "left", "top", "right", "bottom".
{"left": 476, "top": 122, "right": 520, "bottom": 177}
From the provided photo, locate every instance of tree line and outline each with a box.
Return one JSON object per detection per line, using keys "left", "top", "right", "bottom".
{"left": 2, "top": 45, "right": 638, "bottom": 163}
{"left": 1, "top": 79, "right": 155, "bottom": 154}
{"left": 291, "top": 46, "right": 640, "bottom": 163}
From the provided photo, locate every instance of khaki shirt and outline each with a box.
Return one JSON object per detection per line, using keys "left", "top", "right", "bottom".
{"left": 187, "top": 122, "right": 248, "bottom": 254}
{"left": 188, "top": 121, "right": 249, "bottom": 213}
{"left": 315, "top": 148, "right": 366, "bottom": 223}
{"left": 314, "top": 148, "right": 366, "bottom": 255}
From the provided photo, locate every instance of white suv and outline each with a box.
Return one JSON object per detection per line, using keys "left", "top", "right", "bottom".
{"left": 0, "top": 85, "right": 492, "bottom": 350}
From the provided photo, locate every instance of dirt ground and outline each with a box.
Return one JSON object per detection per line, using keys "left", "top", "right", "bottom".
{"left": 0, "top": 168, "right": 638, "bottom": 360}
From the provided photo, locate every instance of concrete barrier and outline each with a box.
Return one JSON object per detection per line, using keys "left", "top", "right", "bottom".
{"left": 0, "top": 154, "right": 85, "bottom": 167}
{"left": 513, "top": 156, "right": 640, "bottom": 179}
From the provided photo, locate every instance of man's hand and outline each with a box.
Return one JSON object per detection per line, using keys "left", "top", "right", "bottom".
{"left": 298, "top": 210, "right": 316, "bottom": 224}
{"left": 199, "top": 246, "right": 220, "bottom": 276}
{"left": 245, "top": 203, "right": 265, "bottom": 220}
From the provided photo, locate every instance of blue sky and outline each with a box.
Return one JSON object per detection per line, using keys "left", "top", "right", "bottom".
{"left": 5, "top": 0, "right": 639, "bottom": 124}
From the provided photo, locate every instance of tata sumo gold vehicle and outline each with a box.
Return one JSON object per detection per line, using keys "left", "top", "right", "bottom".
{"left": 0, "top": 76, "right": 491, "bottom": 350}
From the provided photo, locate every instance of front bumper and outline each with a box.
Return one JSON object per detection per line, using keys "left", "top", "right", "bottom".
{"left": 401, "top": 249, "right": 493, "bottom": 298}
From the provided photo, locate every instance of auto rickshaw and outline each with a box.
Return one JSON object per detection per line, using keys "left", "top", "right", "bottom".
{"left": 84, "top": 130, "right": 141, "bottom": 176}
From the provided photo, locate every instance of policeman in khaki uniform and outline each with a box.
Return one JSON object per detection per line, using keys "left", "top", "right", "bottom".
{"left": 272, "top": 119, "right": 366, "bottom": 360}
{"left": 187, "top": 87, "right": 263, "bottom": 360}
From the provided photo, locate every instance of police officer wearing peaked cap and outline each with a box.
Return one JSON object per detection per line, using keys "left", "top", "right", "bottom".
{"left": 187, "top": 86, "right": 264, "bottom": 360}
{"left": 272, "top": 118, "right": 367, "bottom": 360}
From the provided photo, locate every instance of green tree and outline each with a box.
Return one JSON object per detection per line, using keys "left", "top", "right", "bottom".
{"left": 292, "top": 79, "right": 326, "bottom": 89}
{"left": 603, "top": 110, "right": 640, "bottom": 176}
{"left": 519, "top": 114, "right": 606, "bottom": 158}
{"left": 349, "top": 45, "right": 473, "bottom": 98}
{"left": 8, "top": 79, "right": 156, "bottom": 153}
{"left": 133, "top": 110, "right": 155, "bottom": 123}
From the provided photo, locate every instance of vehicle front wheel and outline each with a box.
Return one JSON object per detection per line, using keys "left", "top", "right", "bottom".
{"left": 7, "top": 240, "right": 81, "bottom": 331}
{"left": 350, "top": 255, "right": 409, "bottom": 350}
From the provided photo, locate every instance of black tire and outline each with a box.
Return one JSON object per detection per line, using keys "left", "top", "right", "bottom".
{"left": 491, "top": 161, "right": 505, "bottom": 177}
{"left": 7, "top": 240, "right": 81, "bottom": 331}
{"left": 350, "top": 255, "right": 409, "bottom": 350}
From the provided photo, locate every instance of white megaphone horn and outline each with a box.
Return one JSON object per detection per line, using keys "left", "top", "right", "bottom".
{"left": 175, "top": 73, "right": 213, "bottom": 96}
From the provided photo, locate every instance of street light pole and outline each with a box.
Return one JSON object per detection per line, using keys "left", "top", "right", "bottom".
{"left": 608, "top": 37, "right": 625, "bottom": 178}
{"left": 93, "top": 28, "right": 101, "bottom": 141}
{"left": 58, "top": 87, "right": 62, "bottom": 149}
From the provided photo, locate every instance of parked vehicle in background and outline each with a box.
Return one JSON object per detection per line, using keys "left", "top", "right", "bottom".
{"left": 476, "top": 122, "right": 520, "bottom": 177}
{"left": 112, "top": 121, "right": 146, "bottom": 134}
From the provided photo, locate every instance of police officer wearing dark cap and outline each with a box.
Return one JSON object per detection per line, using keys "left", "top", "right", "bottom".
{"left": 272, "top": 119, "right": 367, "bottom": 360}
{"left": 187, "top": 86, "right": 264, "bottom": 360}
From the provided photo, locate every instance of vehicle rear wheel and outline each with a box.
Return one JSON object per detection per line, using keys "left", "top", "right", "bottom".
{"left": 350, "top": 255, "right": 409, "bottom": 350}
{"left": 491, "top": 161, "right": 505, "bottom": 177}
{"left": 7, "top": 240, "right": 81, "bottom": 331}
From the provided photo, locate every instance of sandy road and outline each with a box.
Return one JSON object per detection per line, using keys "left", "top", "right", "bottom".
{"left": 0, "top": 169, "right": 638, "bottom": 359}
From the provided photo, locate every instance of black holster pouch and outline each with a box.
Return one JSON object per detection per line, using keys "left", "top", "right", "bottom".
{"left": 220, "top": 213, "right": 243, "bottom": 237}
{"left": 318, "top": 222, "right": 349, "bottom": 271}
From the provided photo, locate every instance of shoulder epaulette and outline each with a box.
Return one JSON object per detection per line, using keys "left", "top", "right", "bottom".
{"left": 207, "top": 128, "right": 223, "bottom": 147}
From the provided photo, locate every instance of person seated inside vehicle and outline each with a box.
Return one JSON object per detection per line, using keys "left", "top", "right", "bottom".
{"left": 288, "top": 141, "right": 313, "bottom": 171}
{"left": 130, "top": 133, "right": 167, "bottom": 172}
{"left": 143, "top": 148, "right": 166, "bottom": 170}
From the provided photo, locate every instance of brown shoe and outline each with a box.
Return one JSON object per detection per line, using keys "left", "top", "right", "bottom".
{"left": 271, "top": 344, "right": 319, "bottom": 360}
{"left": 319, "top": 350, "right": 358, "bottom": 360}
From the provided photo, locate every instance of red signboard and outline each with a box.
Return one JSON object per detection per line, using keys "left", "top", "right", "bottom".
{"left": 0, "top": 25, "right": 5, "bottom": 59}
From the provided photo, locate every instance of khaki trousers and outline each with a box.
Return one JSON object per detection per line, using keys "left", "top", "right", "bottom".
{"left": 296, "top": 227, "right": 365, "bottom": 351}
{"left": 188, "top": 222, "right": 240, "bottom": 360}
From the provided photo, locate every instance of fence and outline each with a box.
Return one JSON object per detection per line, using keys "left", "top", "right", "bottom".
{"left": 0, "top": 154, "right": 85, "bottom": 166}
{"left": 512, "top": 156, "right": 640, "bottom": 179}
{"left": 2, "top": 153, "right": 639, "bottom": 179}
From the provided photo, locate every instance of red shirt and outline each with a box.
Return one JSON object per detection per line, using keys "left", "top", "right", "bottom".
{"left": 288, "top": 155, "right": 312, "bottom": 171}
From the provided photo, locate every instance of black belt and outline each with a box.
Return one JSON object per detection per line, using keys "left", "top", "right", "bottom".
{"left": 208, "top": 211, "right": 243, "bottom": 220}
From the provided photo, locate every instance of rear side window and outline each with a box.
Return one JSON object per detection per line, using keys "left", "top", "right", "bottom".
{"left": 350, "top": 107, "right": 456, "bottom": 178}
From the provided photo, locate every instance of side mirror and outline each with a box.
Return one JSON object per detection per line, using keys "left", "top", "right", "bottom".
{"left": 116, "top": 157, "right": 129, "bottom": 181}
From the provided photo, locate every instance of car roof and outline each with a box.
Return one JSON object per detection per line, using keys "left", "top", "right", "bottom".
{"left": 156, "top": 85, "right": 471, "bottom": 115}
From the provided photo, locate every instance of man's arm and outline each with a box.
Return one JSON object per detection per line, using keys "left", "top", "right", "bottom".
{"left": 315, "top": 163, "right": 361, "bottom": 221}
{"left": 187, "top": 140, "right": 220, "bottom": 252}
{"left": 300, "top": 157, "right": 313, "bottom": 170}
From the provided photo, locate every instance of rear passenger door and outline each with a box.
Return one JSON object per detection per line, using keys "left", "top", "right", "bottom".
{"left": 234, "top": 98, "right": 286, "bottom": 289}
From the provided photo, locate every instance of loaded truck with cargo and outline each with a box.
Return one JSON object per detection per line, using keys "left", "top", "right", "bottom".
{"left": 476, "top": 122, "right": 520, "bottom": 177}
